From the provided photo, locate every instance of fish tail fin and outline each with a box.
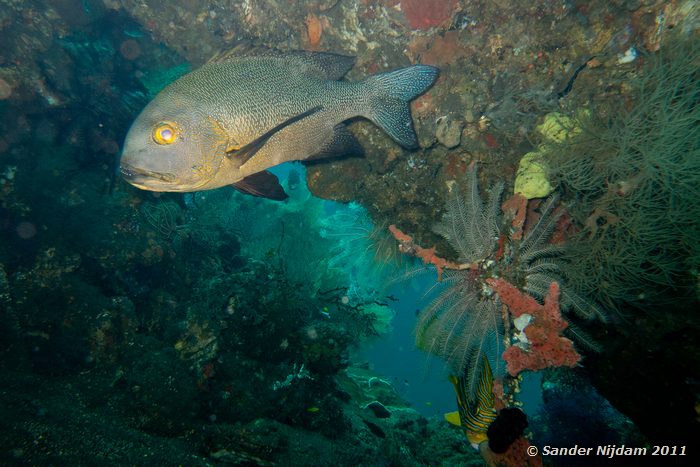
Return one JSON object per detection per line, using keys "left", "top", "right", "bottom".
{"left": 363, "top": 65, "right": 439, "bottom": 149}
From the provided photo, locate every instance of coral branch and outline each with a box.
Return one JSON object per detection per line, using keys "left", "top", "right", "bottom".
{"left": 389, "top": 224, "right": 467, "bottom": 281}
{"left": 486, "top": 278, "right": 581, "bottom": 376}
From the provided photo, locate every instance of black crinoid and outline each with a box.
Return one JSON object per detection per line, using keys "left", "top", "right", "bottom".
{"left": 416, "top": 164, "right": 606, "bottom": 395}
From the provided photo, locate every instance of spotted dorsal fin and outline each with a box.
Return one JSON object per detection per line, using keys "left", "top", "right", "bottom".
{"left": 208, "top": 43, "right": 355, "bottom": 80}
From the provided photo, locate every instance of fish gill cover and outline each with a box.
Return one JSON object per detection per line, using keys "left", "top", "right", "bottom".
{"left": 0, "top": 0, "right": 698, "bottom": 465}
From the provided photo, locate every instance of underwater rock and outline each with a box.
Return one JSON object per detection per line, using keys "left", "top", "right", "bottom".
{"left": 394, "top": 0, "right": 459, "bottom": 30}
{"left": 0, "top": 77, "right": 12, "bottom": 100}
{"left": 174, "top": 320, "right": 219, "bottom": 367}
{"left": 337, "top": 365, "right": 410, "bottom": 416}
{"left": 0, "top": 263, "right": 9, "bottom": 307}
{"left": 435, "top": 115, "right": 463, "bottom": 149}
{"left": 366, "top": 401, "right": 392, "bottom": 418}
{"left": 363, "top": 419, "right": 386, "bottom": 438}
{"left": 0, "top": 370, "right": 212, "bottom": 465}
{"left": 120, "top": 342, "right": 199, "bottom": 435}
{"left": 533, "top": 368, "right": 645, "bottom": 448}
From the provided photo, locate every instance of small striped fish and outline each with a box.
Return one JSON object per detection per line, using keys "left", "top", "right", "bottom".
{"left": 445, "top": 356, "right": 498, "bottom": 448}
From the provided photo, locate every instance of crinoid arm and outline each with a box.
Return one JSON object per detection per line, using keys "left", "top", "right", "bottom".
{"left": 433, "top": 165, "right": 503, "bottom": 264}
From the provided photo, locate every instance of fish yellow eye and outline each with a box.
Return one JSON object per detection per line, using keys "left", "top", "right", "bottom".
{"left": 152, "top": 122, "right": 178, "bottom": 145}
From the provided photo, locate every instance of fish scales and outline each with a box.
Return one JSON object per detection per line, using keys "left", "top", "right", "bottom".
{"left": 120, "top": 50, "right": 438, "bottom": 199}
{"left": 176, "top": 58, "right": 345, "bottom": 172}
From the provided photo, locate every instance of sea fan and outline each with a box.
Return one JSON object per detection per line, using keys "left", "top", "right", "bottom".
{"left": 323, "top": 204, "right": 405, "bottom": 274}
{"left": 321, "top": 203, "right": 405, "bottom": 303}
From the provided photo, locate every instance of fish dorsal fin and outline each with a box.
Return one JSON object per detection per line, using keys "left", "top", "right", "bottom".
{"left": 290, "top": 50, "right": 356, "bottom": 80}
{"left": 231, "top": 171, "right": 288, "bottom": 201}
{"left": 208, "top": 43, "right": 355, "bottom": 80}
{"left": 207, "top": 41, "right": 270, "bottom": 64}
{"left": 305, "top": 124, "right": 364, "bottom": 162}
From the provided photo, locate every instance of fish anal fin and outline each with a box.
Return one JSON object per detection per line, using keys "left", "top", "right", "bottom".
{"left": 444, "top": 411, "right": 462, "bottom": 427}
{"left": 306, "top": 125, "right": 364, "bottom": 162}
{"left": 231, "top": 171, "right": 288, "bottom": 201}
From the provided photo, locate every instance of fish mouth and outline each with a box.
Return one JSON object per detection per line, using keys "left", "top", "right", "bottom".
{"left": 120, "top": 163, "right": 177, "bottom": 185}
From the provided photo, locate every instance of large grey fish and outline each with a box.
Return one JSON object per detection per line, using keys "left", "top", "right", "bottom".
{"left": 120, "top": 49, "right": 438, "bottom": 200}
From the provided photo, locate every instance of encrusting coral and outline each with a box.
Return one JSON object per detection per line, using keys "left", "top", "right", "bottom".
{"left": 487, "top": 279, "right": 580, "bottom": 376}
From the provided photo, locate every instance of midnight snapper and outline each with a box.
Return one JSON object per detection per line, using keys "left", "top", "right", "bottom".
{"left": 120, "top": 49, "right": 438, "bottom": 200}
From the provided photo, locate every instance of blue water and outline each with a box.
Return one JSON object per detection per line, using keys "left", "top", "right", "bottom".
{"left": 360, "top": 277, "right": 456, "bottom": 419}
{"left": 272, "top": 162, "right": 455, "bottom": 417}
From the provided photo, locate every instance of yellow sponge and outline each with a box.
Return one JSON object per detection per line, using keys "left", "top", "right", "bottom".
{"left": 514, "top": 111, "right": 588, "bottom": 198}
{"left": 536, "top": 112, "right": 580, "bottom": 143}
{"left": 514, "top": 150, "right": 553, "bottom": 199}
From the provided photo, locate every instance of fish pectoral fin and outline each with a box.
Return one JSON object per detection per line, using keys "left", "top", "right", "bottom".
{"left": 304, "top": 124, "right": 364, "bottom": 162}
{"left": 227, "top": 105, "right": 324, "bottom": 165}
{"left": 226, "top": 141, "right": 242, "bottom": 153}
{"left": 231, "top": 171, "right": 288, "bottom": 201}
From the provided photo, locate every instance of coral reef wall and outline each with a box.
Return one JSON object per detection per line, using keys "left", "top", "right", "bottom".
{"left": 1, "top": 0, "right": 699, "bottom": 459}
{"left": 99, "top": 0, "right": 664, "bottom": 241}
